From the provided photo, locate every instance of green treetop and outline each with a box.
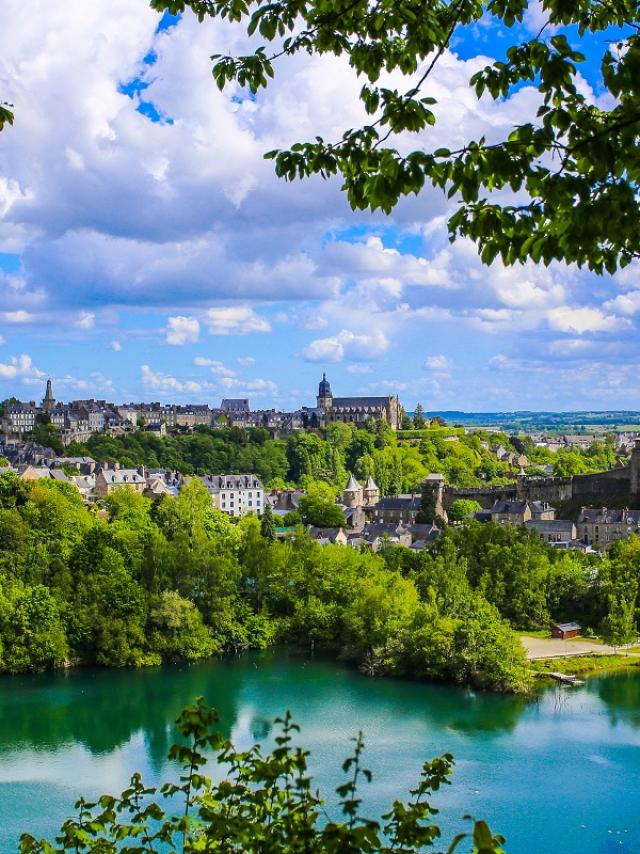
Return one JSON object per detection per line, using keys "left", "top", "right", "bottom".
{"left": 260, "top": 501, "right": 277, "bottom": 540}
{"left": 413, "top": 403, "right": 427, "bottom": 430}
{"left": 152, "top": 0, "right": 640, "bottom": 274}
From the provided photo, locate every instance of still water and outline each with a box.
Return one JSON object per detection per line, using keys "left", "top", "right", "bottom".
{"left": 0, "top": 651, "right": 638, "bottom": 853}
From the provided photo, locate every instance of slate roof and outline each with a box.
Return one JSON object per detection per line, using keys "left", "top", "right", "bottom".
{"left": 332, "top": 396, "right": 394, "bottom": 408}
{"left": 345, "top": 474, "right": 362, "bottom": 491}
{"left": 491, "top": 499, "right": 554, "bottom": 515}
{"left": 577, "top": 508, "right": 640, "bottom": 524}
{"left": 100, "top": 469, "right": 145, "bottom": 485}
{"left": 376, "top": 496, "right": 421, "bottom": 511}
{"left": 525, "top": 520, "right": 574, "bottom": 533}
{"left": 221, "top": 399, "right": 250, "bottom": 412}
{"left": 199, "top": 474, "right": 263, "bottom": 491}
{"left": 363, "top": 522, "right": 409, "bottom": 539}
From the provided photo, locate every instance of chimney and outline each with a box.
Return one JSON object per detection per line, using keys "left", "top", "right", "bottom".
{"left": 113, "top": 462, "right": 120, "bottom": 471}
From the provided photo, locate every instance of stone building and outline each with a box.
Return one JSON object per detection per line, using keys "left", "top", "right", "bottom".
{"left": 311, "top": 374, "right": 401, "bottom": 429}
{"left": 577, "top": 507, "right": 640, "bottom": 548}
{"left": 489, "top": 499, "right": 555, "bottom": 526}
{"left": 94, "top": 465, "right": 147, "bottom": 499}
{"left": 198, "top": 473, "right": 264, "bottom": 517}
{"left": 370, "top": 495, "right": 422, "bottom": 525}
{"left": 525, "top": 519, "right": 577, "bottom": 544}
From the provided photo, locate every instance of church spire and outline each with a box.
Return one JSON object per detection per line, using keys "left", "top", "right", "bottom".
{"left": 42, "top": 378, "right": 55, "bottom": 412}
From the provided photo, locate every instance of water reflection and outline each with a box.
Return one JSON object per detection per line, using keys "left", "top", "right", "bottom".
{"left": 0, "top": 659, "right": 241, "bottom": 769}
{"left": 0, "top": 650, "right": 532, "bottom": 766}
{"left": 0, "top": 652, "right": 639, "bottom": 854}
{"left": 588, "top": 669, "right": 640, "bottom": 729}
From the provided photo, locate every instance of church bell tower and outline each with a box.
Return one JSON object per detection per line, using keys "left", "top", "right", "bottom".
{"left": 42, "top": 378, "right": 56, "bottom": 413}
{"left": 317, "top": 373, "right": 333, "bottom": 410}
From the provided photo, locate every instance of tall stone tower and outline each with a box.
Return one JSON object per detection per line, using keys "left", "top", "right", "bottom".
{"left": 363, "top": 476, "right": 380, "bottom": 506}
{"left": 631, "top": 439, "right": 640, "bottom": 496}
{"left": 317, "top": 373, "right": 333, "bottom": 410}
{"left": 42, "top": 378, "right": 55, "bottom": 413}
{"left": 343, "top": 473, "right": 363, "bottom": 508}
{"left": 420, "top": 474, "right": 447, "bottom": 522}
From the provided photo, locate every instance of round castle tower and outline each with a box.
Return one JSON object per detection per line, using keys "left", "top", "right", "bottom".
{"left": 363, "top": 476, "right": 380, "bottom": 506}
{"left": 343, "top": 473, "right": 363, "bottom": 508}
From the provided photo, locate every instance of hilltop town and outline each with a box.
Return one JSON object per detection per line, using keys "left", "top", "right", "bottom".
{"left": 2, "top": 376, "right": 640, "bottom": 554}
{"left": 1, "top": 374, "right": 401, "bottom": 443}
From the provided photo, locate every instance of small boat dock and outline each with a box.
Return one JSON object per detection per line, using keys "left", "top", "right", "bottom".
{"left": 536, "top": 671, "right": 585, "bottom": 686}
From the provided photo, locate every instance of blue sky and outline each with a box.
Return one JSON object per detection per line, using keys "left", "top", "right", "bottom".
{"left": 0, "top": 1, "right": 638, "bottom": 412}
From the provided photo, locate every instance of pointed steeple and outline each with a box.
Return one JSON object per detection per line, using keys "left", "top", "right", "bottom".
{"left": 345, "top": 473, "right": 362, "bottom": 492}
{"left": 364, "top": 476, "right": 378, "bottom": 491}
{"left": 42, "top": 378, "right": 55, "bottom": 412}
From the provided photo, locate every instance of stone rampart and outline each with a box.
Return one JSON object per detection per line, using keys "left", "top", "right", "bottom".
{"left": 443, "top": 484, "right": 517, "bottom": 509}
{"left": 443, "top": 464, "right": 635, "bottom": 510}
{"left": 516, "top": 476, "right": 574, "bottom": 504}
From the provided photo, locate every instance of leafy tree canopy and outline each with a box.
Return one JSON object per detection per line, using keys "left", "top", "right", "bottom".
{"left": 151, "top": 0, "right": 640, "bottom": 274}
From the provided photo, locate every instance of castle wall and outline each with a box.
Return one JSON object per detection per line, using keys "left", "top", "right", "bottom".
{"left": 571, "top": 467, "right": 631, "bottom": 499}
{"left": 631, "top": 442, "right": 640, "bottom": 495}
{"left": 443, "top": 465, "right": 634, "bottom": 510}
{"left": 443, "top": 485, "right": 517, "bottom": 509}
{"left": 517, "top": 476, "right": 574, "bottom": 504}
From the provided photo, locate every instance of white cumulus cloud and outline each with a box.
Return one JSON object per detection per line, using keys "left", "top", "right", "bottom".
{"left": 424, "top": 354, "right": 453, "bottom": 373}
{"left": 141, "top": 364, "right": 202, "bottom": 394}
{"left": 166, "top": 315, "right": 200, "bottom": 346}
{"left": 304, "top": 329, "right": 389, "bottom": 363}
{"left": 0, "top": 353, "right": 45, "bottom": 381}
{"left": 204, "top": 306, "right": 271, "bottom": 335}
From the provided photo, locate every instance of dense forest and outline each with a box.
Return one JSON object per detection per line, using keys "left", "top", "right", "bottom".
{"left": 1, "top": 470, "right": 637, "bottom": 691}
{"left": 57, "top": 422, "right": 624, "bottom": 492}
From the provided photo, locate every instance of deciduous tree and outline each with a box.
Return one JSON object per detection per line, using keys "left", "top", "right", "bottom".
{"left": 151, "top": 0, "right": 640, "bottom": 273}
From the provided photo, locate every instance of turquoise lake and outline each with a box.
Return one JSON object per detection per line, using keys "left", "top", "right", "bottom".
{"left": 0, "top": 651, "right": 638, "bottom": 852}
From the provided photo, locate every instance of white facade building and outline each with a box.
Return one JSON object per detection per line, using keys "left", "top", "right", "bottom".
{"left": 199, "top": 474, "right": 264, "bottom": 517}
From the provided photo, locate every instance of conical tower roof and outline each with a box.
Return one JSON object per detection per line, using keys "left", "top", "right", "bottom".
{"left": 363, "top": 476, "right": 378, "bottom": 491}
{"left": 345, "top": 473, "right": 362, "bottom": 492}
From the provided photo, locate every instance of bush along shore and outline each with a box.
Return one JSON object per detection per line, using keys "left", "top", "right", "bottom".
{"left": 1, "top": 468, "right": 639, "bottom": 693}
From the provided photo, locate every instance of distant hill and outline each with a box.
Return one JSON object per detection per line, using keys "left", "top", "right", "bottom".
{"left": 423, "top": 411, "right": 640, "bottom": 432}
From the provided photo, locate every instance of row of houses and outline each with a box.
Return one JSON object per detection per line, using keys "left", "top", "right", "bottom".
{"left": 303, "top": 521, "right": 441, "bottom": 552}
{"left": 471, "top": 498, "right": 640, "bottom": 551}
{"left": 2, "top": 458, "right": 265, "bottom": 517}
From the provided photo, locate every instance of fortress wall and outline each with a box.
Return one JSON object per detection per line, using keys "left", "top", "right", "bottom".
{"left": 571, "top": 467, "right": 631, "bottom": 499}
{"left": 631, "top": 443, "right": 640, "bottom": 495}
{"left": 443, "top": 485, "right": 517, "bottom": 509}
{"left": 443, "top": 467, "right": 634, "bottom": 511}
{"left": 516, "top": 476, "right": 574, "bottom": 504}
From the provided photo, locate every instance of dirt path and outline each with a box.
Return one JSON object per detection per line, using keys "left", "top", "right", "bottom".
{"left": 520, "top": 636, "right": 634, "bottom": 660}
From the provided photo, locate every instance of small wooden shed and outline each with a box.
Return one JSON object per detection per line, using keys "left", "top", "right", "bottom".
{"left": 551, "top": 622, "right": 582, "bottom": 640}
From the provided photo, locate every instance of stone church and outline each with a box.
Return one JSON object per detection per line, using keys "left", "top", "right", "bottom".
{"left": 306, "top": 374, "right": 401, "bottom": 430}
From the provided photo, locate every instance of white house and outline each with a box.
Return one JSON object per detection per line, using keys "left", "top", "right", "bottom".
{"left": 198, "top": 474, "right": 264, "bottom": 517}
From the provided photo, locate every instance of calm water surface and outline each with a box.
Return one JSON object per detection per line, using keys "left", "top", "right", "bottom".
{"left": 0, "top": 651, "right": 638, "bottom": 853}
